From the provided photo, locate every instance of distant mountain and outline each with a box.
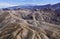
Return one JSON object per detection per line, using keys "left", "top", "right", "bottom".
{"left": 1, "top": 3, "right": 60, "bottom": 10}
{"left": 2, "top": 4, "right": 51, "bottom": 10}
{"left": 50, "top": 3, "right": 60, "bottom": 10}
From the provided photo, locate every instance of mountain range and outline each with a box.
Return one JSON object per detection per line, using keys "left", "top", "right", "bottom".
{"left": 1, "top": 3, "right": 60, "bottom": 10}
{"left": 0, "top": 3, "right": 60, "bottom": 39}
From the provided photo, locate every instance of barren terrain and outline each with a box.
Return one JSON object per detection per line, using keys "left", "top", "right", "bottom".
{"left": 0, "top": 8, "right": 60, "bottom": 39}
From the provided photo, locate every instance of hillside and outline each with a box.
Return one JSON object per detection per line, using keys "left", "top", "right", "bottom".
{"left": 0, "top": 4, "right": 60, "bottom": 39}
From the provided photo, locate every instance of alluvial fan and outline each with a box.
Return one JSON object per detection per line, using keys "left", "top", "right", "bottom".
{"left": 0, "top": 8, "right": 60, "bottom": 39}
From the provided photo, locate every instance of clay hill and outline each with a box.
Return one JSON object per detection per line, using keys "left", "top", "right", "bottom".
{"left": 0, "top": 3, "right": 60, "bottom": 39}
